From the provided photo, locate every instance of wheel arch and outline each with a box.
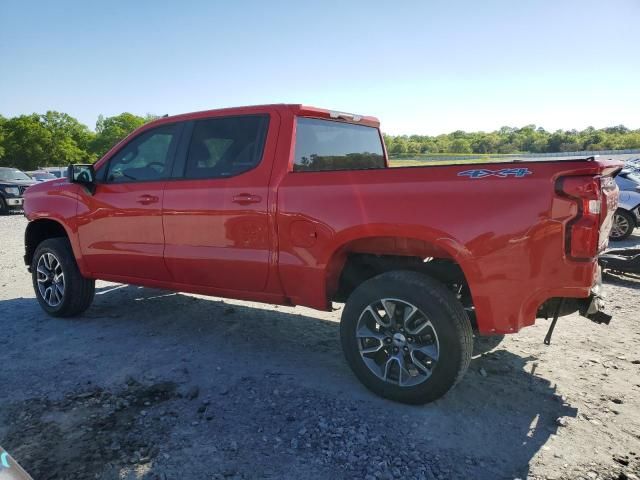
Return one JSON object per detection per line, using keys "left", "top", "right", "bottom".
{"left": 24, "top": 218, "right": 86, "bottom": 274}
{"left": 623, "top": 206, "right": 640, "bottom": 227}
{"left": 323, "top": 232, "right": 482, "bottom": 328}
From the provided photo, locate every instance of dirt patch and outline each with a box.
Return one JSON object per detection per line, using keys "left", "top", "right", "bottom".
{"left": 1, "top": 380, "right": 178, "bottom": 479}
{"left": 1, "top": 214, "right": 640, "bottom": 479}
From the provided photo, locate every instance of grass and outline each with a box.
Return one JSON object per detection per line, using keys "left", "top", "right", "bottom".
{"left": 389, "top": 157, "right": 517, "bottom": 167}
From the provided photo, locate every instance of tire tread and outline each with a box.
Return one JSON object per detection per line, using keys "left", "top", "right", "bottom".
{"left": 31, "top": 237, "right": 95, "bottom": 317}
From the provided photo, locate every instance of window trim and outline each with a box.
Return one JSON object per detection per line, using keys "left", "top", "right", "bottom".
{"left": 97, "top": 122, "right": 183, "bottom": 185}
{"left": 175, "top": 114, "right": 271, "bottom": 181}
{"left": 290, "top": 116, "right": 387, "bottom": 173}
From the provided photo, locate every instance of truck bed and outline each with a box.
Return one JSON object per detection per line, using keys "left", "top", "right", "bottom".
{"left": 276, "top": 157, "right": 622, "bottom": 333}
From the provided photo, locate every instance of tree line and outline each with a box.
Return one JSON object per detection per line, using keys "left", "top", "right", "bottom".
{"left": 383, "top": 125, "right": 640, "bottom": 156}
{"left": 1, "top": 111, "right": 639, "bottom": 171}
{"left": 0, "top": 111, "right": 158, "bottom": 171}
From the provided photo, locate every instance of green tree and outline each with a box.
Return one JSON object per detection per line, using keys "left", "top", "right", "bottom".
{"left": 450, "top": 138, "right": 472, "bottom": 153}
{"left": 471, "top": 133, "right": 500, "bottom": 154}
{"left": 0, "top": 115, "right": 6, "bottom": 161}
{"left": 406, "top": 141, "right": 422, "bottom": 155}
{"left": 1, "top": 114, "right": 52, "bottom": 169}
{"left": 90, "top": 112, "right": 147, "bottom": 159}
{"left": 389, "top": 138, "right": 408, "bottom": 154}
{"left": 41, "top": 111, "right": 95, "bottom": 164}
{"left": 1, "top": 111, "right": 95, "bottom": 169}
{"left": 382, "top": 134, "right": 395, "bottom": 153}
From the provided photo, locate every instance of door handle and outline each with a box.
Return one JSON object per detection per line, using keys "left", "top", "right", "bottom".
{"left": 232, "top": 193, "right": 262, "bottom": 205}
{"left": 136, "top": 194, "right": 159, "bottom": 205}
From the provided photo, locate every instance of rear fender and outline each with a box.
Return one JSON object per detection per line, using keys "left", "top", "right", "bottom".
{"left": 322, "top": 230, "right": 489, "bottom": 328}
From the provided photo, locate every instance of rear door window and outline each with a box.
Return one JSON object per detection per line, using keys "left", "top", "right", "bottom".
{"left": 293, "top": 118, "right": 385, "bottom": 172}
{"left": 183, "top": 115, "right": 269, "bottom": 179}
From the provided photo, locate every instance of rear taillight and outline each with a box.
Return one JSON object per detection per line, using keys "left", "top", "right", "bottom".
{"left": 558, "top": 176, "right": 603, "bottom": 260}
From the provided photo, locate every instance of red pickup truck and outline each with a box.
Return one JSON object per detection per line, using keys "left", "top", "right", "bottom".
{"left": 23, "top": 104, "right": 622, "bottom": 404}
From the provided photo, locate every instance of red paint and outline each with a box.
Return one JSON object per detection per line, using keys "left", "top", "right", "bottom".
{"left": 24, "top": 104, "right": 623, "bottom": 334}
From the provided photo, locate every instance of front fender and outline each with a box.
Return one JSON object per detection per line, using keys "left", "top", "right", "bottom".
{"left": 24, "top": 182, "right": 89, "bottom": 276}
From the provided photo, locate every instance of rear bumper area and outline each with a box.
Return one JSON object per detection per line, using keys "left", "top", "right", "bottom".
{"left": 579, "top": 266, "right": 611, "bottom": 324}
{"left": 537, "top": 266, "right": 611, "bottom": 325}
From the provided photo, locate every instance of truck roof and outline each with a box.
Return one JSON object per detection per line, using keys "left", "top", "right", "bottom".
{"left": 152, "top": 104, "right": 380, "bottom": 129}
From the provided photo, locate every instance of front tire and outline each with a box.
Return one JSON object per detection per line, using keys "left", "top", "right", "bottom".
{"left": 31, "top": 238, "right": 95, "bottom": 317}
{"left": 610, "top": 209, "right": 635, "bottom": 241}
{"left": 0, "top": 196, "right": 7, "bottom": 215}
{"left": 340, "top": 271, "right": 473, "bottom": 404}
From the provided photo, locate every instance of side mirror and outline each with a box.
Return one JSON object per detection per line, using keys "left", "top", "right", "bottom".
{"left": 68, "top": 164, "right": 96, "bottom": 193}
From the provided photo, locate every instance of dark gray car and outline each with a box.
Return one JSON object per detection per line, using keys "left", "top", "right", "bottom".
{"left": 0, "top": 167, "right": 37, "bottom": 214}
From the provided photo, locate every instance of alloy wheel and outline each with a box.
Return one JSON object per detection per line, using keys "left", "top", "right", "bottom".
{"left": 36, "top": 252, "right": 65, "bottom": 307}
{"left": 356, "top": 298, "right": 440, "bottom": 387}
{"left": 611, "top": 213, "right": 630, "bottom": 239}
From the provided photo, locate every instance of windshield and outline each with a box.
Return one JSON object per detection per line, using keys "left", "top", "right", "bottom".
{"left": 0, "top": 169, "right": 32, "bottom": 181}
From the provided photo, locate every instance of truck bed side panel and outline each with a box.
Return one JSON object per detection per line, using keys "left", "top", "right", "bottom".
{"left": 276, "top": 161, "right": 605, "bottom": 334}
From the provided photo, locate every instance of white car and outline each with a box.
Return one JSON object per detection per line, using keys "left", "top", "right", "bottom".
{"left": 612, "top": 170, "right": 640, "bottom": 240}
{"left": 42, "top": 166, "right": 68, "bottom": 178}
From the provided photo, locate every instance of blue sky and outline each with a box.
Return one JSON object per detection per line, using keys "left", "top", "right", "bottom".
{"left": 1, "top": 0, "right": 638, "bottom": 135}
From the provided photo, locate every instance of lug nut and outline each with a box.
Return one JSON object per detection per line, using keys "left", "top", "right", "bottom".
{"left": 407, "top": 337, "right": 414, "bottom": 343}
{"left": 385, "top": 337, "right": 392, "bottom": 344}
{"left": 403, "top": 346, "right": 409, "bottom": 352}
{"left": 393, "top": 347, "right": 399, "bottom": 353}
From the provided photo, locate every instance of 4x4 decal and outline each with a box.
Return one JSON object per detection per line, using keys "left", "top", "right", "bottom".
{"left": 458, "top": 168, "right": 532, "bottom": 179}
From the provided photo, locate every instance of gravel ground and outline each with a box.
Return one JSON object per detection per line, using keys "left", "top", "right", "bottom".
{"left": 1, "top": 213, "right": 639, "bottom": 480}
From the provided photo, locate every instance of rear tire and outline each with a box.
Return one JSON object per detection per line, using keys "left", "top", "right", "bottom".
{"left": 610, "top": 209, "right": 635, "bottom": 241}
{"left": 340, "top": 270, "right": 473, "bottom": 404}
{"left": 31, "top": 238, "right": 95, "bottom": 317}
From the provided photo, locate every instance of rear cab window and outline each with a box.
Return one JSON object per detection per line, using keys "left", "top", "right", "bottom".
{"left": 293, "top": 117, "right": 385, "bottom": 172}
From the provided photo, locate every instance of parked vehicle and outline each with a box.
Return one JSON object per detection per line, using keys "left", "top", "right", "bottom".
{"left": 616, "top": 170, "right": 640, "bottom": 191}
{"left": 0, "top": 167, "right": 36, "bottom": 213}
{"left": 611, "top": 170, "right": 640, "bottom": 240}
{"left": 42, "top": 166, "right": 68, "bottom": 178}
{"left": 624, "top": 157, "right": 640, "bottom": 170}
{"left": 23, "top": 105, "right": 623, "bottom": 403}
{"left": 26, "top": 170, "right": 58, "bottom": 182}
{"left": 600, "top": 247, "right": 640, "bottom": 275}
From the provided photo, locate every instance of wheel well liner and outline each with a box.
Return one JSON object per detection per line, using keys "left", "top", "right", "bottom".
{"left": 332, "top": 253, "right": 467, "bottom": 302}
{"left": 24, "top": 219, "right": 69, "bottom": 267}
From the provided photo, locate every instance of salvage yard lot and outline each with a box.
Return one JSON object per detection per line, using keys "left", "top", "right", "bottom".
{"left": 1, "top": 213, "right": 639, "bottom": 480}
